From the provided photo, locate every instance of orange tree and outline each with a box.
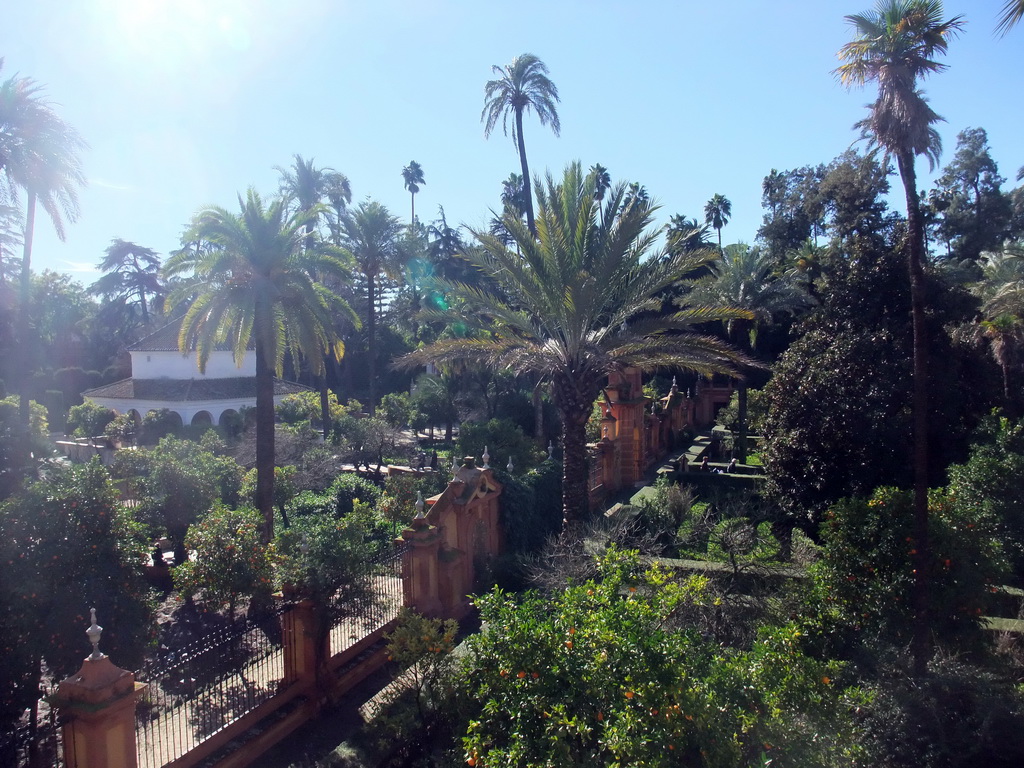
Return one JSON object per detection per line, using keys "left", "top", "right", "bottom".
{"left": 0, "top": 460, "right": 153, "bottom": 732}
{"left": 455, "top": 549, "right": 860, "bottom": 767}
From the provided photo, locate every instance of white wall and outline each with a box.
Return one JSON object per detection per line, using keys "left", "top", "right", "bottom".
{"left": 130, "top": 349, "right": 256, "bottom": 379}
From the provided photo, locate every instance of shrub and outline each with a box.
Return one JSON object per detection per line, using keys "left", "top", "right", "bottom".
{"left": 330, "top": 472, "right": 382, "bottom": 517}
{"left": 456, "top": 549, "right": 859, "bottom": 767}
{"left": 139, "top": 408, "right": 180, "bottom": 444}
{"left": 66, "top": 401, "right": 115, "bottom": 437}
{"left": 456, "top": 418, "right": 545, "bottom": 474}
{"left": 173, "top": 504, "right": 273, "bottom": 616}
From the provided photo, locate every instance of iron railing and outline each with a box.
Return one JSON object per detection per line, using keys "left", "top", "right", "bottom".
{"left": 133, "top": 604, "right": 288, "bottom": 768}
{"left": 330, "top": 543, "right": 408, "bottom": 657}
{"left": 1, "top": 685, "right": 66, "bottom": 768}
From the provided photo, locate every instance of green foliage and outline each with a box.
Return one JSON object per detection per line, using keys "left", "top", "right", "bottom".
{"left": 0, "top": 396, "right": 50, "bottom": 475}
{"left": 66, "top": 400, "right": 115, "bottom": 437}
{"left": 378, "top": 391, "right": 412, "bottom": 429}
{"left": 456, "top": 418, "right": 545, "bottom": 474}
{"left": 124, "top": 436, "right": 243, "bottom": 545}
{"left": 0, "top": 460, "right": 153, "bottom": 729}
{"left": 173, "top": 504, "right": 273, "bottom": 614}
{"left": 716, "top": 388, "right": 768, "bottom": 435}
{"left": 802, "top": 487, "right": 1008, "bottom": 661}
{"left": 378, "top": 472, "right": 448, "bottom": 531}
{"left": 494, "top": 460, "right": 562, "bottom": 556}
{"left": 457, "top": 549, "right": 858, "bottom": 767}
{"left": 946, "top": 415, "right": 1024, "bottom": 584}
{"left": 139, "top": 407, "right": 181, "bottom": 444}
{"left": 330, "top": 472, "right": 383, "bottom": 516}
{"left": 241, "top": 465, "right": 298, "bottom": 524}
{"left": 104, "top": 412, "right": 134, "bottom": 441}
{"left": 385, "top": 609, "right": 459, "bottom": 720}
{"left": 276, "top": 390, "right": 346, "bottom": 427}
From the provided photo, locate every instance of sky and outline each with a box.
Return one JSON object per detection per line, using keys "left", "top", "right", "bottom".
{"left": 3, "top": 0, "right": 1023, "bottom": 282}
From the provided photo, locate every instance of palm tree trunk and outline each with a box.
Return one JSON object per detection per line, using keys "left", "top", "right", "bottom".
{"left": 319, "top": 372, "right": 331, "bottom": 441}
{"left": 18, "top": 191, "right": 36, "bottom": 463}
{"left": 515, "top": 108, "right": 535, "bottom": 237}
{"left": 897, "top": 149, "right": 931, "bottom": 677}
{"left": 410, "top": 192, "right": 415, "bottom": 227}
{"left": 255, "top": 322, "right": 276, "bottom": 543}
{"left": 533, "top": 378, "right": 545, "bottom": 444}
{"left": 560, "top": 402, "right": 590, "bottom": 530}
{"left": 737, "top": 378, "right": 749, "bottom": 463}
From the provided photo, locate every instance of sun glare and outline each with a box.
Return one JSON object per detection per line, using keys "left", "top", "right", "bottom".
{"left": 95, "top": 0, "right": 254, "bottom": 74}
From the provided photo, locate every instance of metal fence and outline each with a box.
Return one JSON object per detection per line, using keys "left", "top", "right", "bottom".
{"left": 133, "top": 604, "right": 289, "bottom": 768}
{"left": 329, "top": 543, "right": 408, "bottom": 657}
{"left": 1, "top": 685, "right": 66, "bottom": 768}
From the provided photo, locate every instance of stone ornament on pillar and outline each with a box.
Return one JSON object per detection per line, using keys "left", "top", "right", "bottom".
{"left": 55, "top": 609, "right": 147, "bottom": 768}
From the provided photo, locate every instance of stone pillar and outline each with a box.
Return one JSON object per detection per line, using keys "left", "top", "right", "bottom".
{"left": 282, "top": 598, "right": 320, "bottom": 687}
{"left": 55, "top": 610, "right": 146, "bottom": 768}
{"left": 399, "top": 517, "right": 443, "bottom": 617}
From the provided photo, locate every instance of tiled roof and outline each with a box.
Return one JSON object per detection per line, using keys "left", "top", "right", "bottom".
{"left": 83, "top": 377, "right": 311, "bottom": 402}
{"left": 130, "top": 316, "right": 253, "bottom": 353}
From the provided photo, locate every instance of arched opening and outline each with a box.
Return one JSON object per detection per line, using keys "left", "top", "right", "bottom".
{"left": 218, "top": 408, "right": 244, "bottom": 437}
{"left": 191, "top": 411, "right": 213, "bottom": 428}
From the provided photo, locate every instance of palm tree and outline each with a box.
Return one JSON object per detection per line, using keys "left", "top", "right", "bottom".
{"left": 666, "top": 214, "right": 713, "bottom": 255}
{"left": 401, "top": 161, "right": 425, "bottom": 226}
{"left": 164, "top": 189, "right": 356, "bottom": 541}
{"left": 400, "top": 162, "right": 750, "bottom": 529}
{"left": 836, "top": 0, "right": 964, "bottom": 676}
{"left": 589, "top": 164, "right": 611, "bottom": 201}
{"left": 482, "top": 53, "right": 560, "bottom": 237}
{"left": 997, "top": 0, "right": 1024, "bottom": 34}
{"left": 90, "top": 239, "right": 163, "bottom": 324}
{"left": 689, "top": 244, "right": 815, "bottom": 462}
{"left": 703, "top": 193, "right": 732, "bottom": 253}
{"left": 0, "top": 65, "right": 86, "bottom": 437}
{"left": 341, "top": 200, "right": 404, "bottom": 416}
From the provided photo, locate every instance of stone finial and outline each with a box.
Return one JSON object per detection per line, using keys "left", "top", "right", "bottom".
{"left": 482, "top": 445, "right": 490, "bottom": 469}
{"left": 506, "top": 455, "right": 514, "bottom": 473}
{"left": 87, "top": 608, "right": 104, "bottom": 661}
{"left": 451, "top": 454, "right": 458, "bottom": 475}
{"left": 548, "top": 440, "right": 555, "bottom": 460}
{"left": 414, "top": 491, "right": 426, "bottom": 519}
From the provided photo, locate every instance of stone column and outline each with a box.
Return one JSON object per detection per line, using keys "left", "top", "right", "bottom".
{"left": 282, "top": 598, "right": 320, "bottom": 687}
{"left": 399, "top": 516, "right": 442, "bottom": 617}
{"left": 55, "top": 610, "right": 146, "bottom": 768}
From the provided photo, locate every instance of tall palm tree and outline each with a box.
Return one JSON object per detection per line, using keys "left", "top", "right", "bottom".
{"left": 836, "top": 0, "right": 964, "bottom": 676}
{"left": 401, "top": 161, "right": 425, "bottom": 226}
{"left": 589, "top": 164, "right": 611, "bottom": 202}
{"left": 341, "top": 200, "right": 404, "bottom": 416}
{"left": 482, "top": 53, "right": 560, "bottom": 237}
{"left": 703, "top": 193, "right": 732, "bottom": 253}
{"left": 275, "top": 155, "right": 356, "bottom": 437}
{"left": 164, "top": 189, "right": 356, "bottom": 541}
{"left": 400, "top": 162, "right": 750, "bottom": 529}
{"left": 0, "top": 66, "right": 86, "bottom": 436}
{"left": 689, "top": 244, "right": 815, "bottom": 461}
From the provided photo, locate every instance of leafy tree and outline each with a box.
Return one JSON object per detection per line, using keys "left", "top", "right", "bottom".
{"left": 173, "top": 504, "right": 274, "bottom": 616}
{"left": 165, "top": 189, "right": 356, "bottom": 541}
{"left": 0, "top": 460, "right": 153, "bottom": 732}
{"left": 341, "top": 200, "right": 404, "bottom": 416}
{"left": 836, "top": 0, "right": 965, "bottom": 674}
{"left": 703, "top": 193, "right": 732, "bottom": 253}
{"left": 666, "top": 214, "right": 712, "bottom": 255}
{"left": 456, "top": 549, "right": 857, "bottom": 767}
{"left": 401, "top": 162, "right": 749, "bottom": 528}
{"left": 378, "top": 391, "right": 412, "bottom": 430}
{"left": 411, "top": 371, "right": 461, "bottom": 442}
{"left": 401, "top": 160, "right": 425, "bottom": 225}
{"left": 66, "top": 400, "right": 115, "bottom": 437}
{"left": 932, "top": 127, "right": 1011, "bottom": 262}
{"left": 385, "top": 610, "right": 459, "bottom": 725}
{"left": 0, "top": 395, "right": 48, "bottom": 495}
{"left": 481, "top": 53, "right": 561, "bottom": 236}
{"left": 0, "top": 65, "right": 86, "bottom": 439}
{"left": 946, "top": 415, "right": 1024, "bottom": 584}
{"left": 802, "top": 486, "right": 1007, "bottom": 660}
{"left": 89, "top": 239, "right": 163, "bottom": 324}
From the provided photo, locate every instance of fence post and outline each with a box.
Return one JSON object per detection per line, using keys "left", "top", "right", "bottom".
{"left": 282, "top": 598, "right": 320, "bottom": 688}
{"left": 399, "top": 517, "right": 443, "bottom": 617}
{"left": 54, "top": 610, "right": 146, "bottom": 768}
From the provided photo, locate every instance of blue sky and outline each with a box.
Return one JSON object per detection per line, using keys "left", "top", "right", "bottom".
{"left": 4, "top": 0, "right": 1022, "bottom": 280}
